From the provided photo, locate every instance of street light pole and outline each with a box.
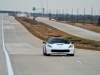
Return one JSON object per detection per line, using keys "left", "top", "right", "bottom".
{"left": 39, "top": 0, "right": 43, "bottom": 17}
{"left": 77, "top": 8, "right": 79, "bottom": 22}
{"left": 99, "top": 9, "right": 100, "bottom": 16}
{"left": 45, "top": 0, "right": 48, "bottom": 17}
{"left": 91, "top": 7, "right": 93, "bottom": 24}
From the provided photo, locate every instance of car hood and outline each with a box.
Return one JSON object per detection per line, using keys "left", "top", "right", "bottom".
{"left": 48, "top": 43, "right": 72, "bottom": 49}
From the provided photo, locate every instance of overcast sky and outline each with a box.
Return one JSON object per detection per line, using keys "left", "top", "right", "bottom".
{"left": 0, "top": 0, "right": 100, "bottom": 15}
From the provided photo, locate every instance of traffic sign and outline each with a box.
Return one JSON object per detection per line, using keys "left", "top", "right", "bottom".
{"left": 33, "top": 7, "right": 36, "bottom": 10}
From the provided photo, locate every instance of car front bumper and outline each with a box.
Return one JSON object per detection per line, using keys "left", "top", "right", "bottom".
{"left": 46, "top": 48, "right": 75, "bottom": 54}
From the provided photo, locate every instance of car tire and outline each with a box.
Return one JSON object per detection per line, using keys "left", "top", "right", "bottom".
{"left": 70, "top": 54, "right": 74, "bottom": 56}
{"left": 67, "top": 54, "right": 74, "bottom": 56}
{"left": 67, "top": 54, "right": 70, "bottom": 56}
{"left": 45, "top": 53, "right": 50, "bottom": 56}
{"left": 45, "top": 48, "right": 50, "bottom": 56}
{"left": 43, "top": 47, "right": 46, "bottom": 55}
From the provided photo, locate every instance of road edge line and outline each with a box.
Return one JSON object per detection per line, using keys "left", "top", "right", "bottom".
{"left": 2, "top": 14, "right": 14, "bottom": 75}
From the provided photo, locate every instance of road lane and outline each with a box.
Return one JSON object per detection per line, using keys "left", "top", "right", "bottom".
{"left": 0, "top": 14, "right": 10, "bottom": 75}
{"left": 2, "top": 14, "right": 100, "bottom": 75}
{"left": 36, "top": 17, "right": 100, "bottom": 41}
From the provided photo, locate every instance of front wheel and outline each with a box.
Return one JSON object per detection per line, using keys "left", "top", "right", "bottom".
{"left": 67, "top": 54, "right": 74, "bottom": 56}
{"left": 70, "top": 54, "right": 74, "bottom": 56}
{"left": 43, "top": 47, "right": 46, "bottom": 55}
{"left": 43, "top": 50, "right": 46, "bottom": 55}
{"left": 45, "top": 53, "right": 50, "bottom": 56}
{"left": 45, "top": 49, "right": 50, "bottom": 56}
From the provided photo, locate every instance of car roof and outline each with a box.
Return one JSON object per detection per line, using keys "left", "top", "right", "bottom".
{"left": 50, "top": 37, "right": 67, "bottom": 39}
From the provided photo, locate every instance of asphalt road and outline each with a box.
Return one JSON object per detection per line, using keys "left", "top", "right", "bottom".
{"left": 0, "top": 14, "right": 100, "bottom": 75}
{"left": 36, "top": 17, "right": 100, "bottom": 41}
{"left": 0, "top": 13, "right": 8, "bottom": 75}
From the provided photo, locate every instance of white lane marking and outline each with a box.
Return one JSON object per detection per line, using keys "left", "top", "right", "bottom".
{"left": 10, "top": 22, "right": 35, "bottom": 49}
{"left": 28, "top": 46, "right": 33, "bottom": 49}
{"left": 10, "top": 23, "right": 23, "bottom": 43}
{"left": 4, "top": 26, "right": 15, "bottom": 29}
{"left": 76, "top": 61, "right": 83, "bottom": 64}
{"left": 63, "top": 56, "right": 66, "bottom": 57}
{"left": 11, "top": 23, "right": 18, "bottom": 24}
{"left": 2, "top": 15, "right": 14, "bottom": 75}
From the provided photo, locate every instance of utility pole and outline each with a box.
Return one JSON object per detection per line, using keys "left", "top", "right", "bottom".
{"left": 63, "top": 9, "right": 64, "bottom": 20}
{"left": 39, "top": 0, "right": 43, "bottom": 17}
{"left": 66, "top": 9, "right": 68, "bottom": 21}
{"left": 99, "top": 9, "right": 100, "bottom": 17}
{"left": 91, "top": 7, "right": 93, "bottom": 24}
{"left": 45, "top": 0, "right": 48, "bottom": 17}
{"left": 59, "top": 9, "right": 60, "bottom": 19}
{"left": 83, "top": 8, "right": 85, "bottom": 25}
{"left": 49, "top": 9, "right": 51, "bottom": 20}
{"left": 77, "top": 8, "right": 79, "bottom": 22}
{"left": 71, "top": 8, "right": 73, "bottom": 22}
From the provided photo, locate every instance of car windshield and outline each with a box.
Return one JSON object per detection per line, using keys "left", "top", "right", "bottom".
{"left": 47, "top": 38, "right": 70, "bottom": 44}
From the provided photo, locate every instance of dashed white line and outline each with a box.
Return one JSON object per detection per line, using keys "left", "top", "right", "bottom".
{"left": 2, "top": 14, "right": 14, "bottom": 75}
{"left": 76, "top": 61, "right": 83, "bottom": 64}
{"left": 10, "top": 23, "right": 23, "bottom": 43}
{"left": 10, "top": 22, "right": 35, "bottom": 49}
{"left": 11, "top": 23, "right": 18, "bottom": 25}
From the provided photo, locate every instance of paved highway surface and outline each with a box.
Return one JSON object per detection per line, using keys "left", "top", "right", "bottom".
{"left": 0, "top": 14, "right": 100, "bottom": 75}
{"left": 35, "top": 17, "right": 100, "bottom": 41}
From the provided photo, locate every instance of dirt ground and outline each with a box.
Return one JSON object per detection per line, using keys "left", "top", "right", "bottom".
{"left": 15, "top": 17, "right": 100, "bottom": 51}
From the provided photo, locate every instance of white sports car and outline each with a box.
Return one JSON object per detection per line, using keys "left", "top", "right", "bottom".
{"left": 43, "top": 37, "right": 75, "bottom": 56}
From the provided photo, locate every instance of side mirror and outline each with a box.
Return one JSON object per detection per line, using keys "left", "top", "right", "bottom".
{"left": 72, "top": 41, "right": 75, "bottom": 44}
{"left": 43, "top": 42, "right": 46, "bottom": 44}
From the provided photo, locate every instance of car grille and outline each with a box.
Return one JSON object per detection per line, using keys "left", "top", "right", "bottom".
{"left": 51, "top": 50, "right": 70, "bottom": 52}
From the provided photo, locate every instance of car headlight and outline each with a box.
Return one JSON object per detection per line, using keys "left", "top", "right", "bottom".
{"left": 47, "top": 45, "right": 52, "bottom": 48}
{"left": 69, "top": 45, "right": 73, "bottom": 48}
